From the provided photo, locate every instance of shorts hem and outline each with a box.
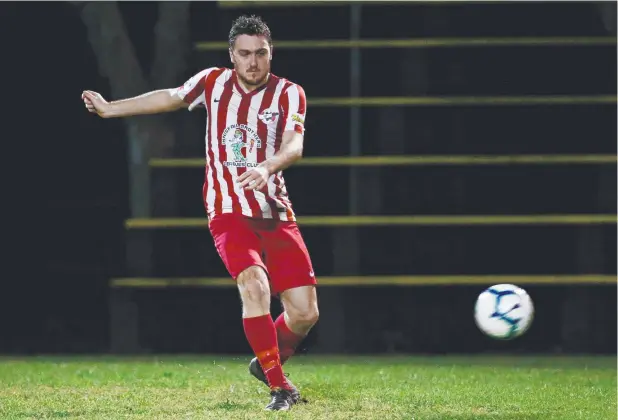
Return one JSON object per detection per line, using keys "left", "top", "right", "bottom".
{"left": 229, "top": 262, "right": 269, "bottom": 282}
{"left": 270, "top": 277, "right": 318, "bottom": 295}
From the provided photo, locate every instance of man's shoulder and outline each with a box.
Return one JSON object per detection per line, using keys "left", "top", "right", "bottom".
{"left": 187, "top": 67, "right": 232, "bottom": 85}
{"left": 198, "top": 67, "right": 233, "bottom": 79}
{"left": 271, "top": 73, "right": 304, "bottom": 95}
{"left": 193, "top": 68, "right": 233, "bottom": 95}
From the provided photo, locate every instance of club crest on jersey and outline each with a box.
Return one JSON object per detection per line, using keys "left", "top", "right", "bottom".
{"left": 221, "top": 124, "right": 263, "bottom": 168}
{"left": 258, "top": 109, "right": 279, "bottom": 124}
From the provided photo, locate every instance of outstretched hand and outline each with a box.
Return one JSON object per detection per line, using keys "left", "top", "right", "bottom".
{"left": 237, "top": 166, "right": 270, "bottom": 191}
{"left": 82, "top": 90, "right": 110, "bottom": 117}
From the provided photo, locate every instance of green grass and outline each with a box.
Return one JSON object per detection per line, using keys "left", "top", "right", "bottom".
{"left": 0, "top": 355, "right": 615, "bottom": 419}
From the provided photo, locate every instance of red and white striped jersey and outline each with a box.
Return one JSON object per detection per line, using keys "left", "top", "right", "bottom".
{"left": 173, "top": 67, "right": 307, "bottom": 222}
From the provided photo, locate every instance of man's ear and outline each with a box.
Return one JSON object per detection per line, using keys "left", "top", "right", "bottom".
{"left": 229, "top": 48, "right": 235, "bottom": 64}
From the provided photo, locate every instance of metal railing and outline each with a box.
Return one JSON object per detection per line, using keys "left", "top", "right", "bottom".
{"left": 149, "top": 154, "right": 617, "bottom": 168}
{"left": 111, "top": 275, "right": 616, "bottom": 288}
{"left": 195, "top": 36, "right": 616, "bottom": 50}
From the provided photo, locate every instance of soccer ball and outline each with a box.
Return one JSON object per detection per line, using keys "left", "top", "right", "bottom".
{"left": 474, "top": 284, "right": 534, "bottom": 340}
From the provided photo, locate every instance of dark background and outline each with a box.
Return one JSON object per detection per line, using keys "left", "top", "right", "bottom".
{"left": 1, "top": 1, "right": 615, "bottom": 355}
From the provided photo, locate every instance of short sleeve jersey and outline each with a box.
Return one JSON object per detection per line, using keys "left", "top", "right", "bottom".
{"left": 173, "top": 68, "right": 307, "bottom": 221}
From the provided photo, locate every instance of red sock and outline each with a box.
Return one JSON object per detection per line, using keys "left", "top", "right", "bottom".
{"left": 275, "top": 313, "right": 306, "bottom": 365}
{"left": 243, "top": 314, "right": 288, "bottom": 390}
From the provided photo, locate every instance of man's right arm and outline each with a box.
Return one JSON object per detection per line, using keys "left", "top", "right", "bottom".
{"left": 83, "top": 68, "right": 216, "bottom": 118}
{"left": 97, "top": 89, "right": 187, "bottom": 118}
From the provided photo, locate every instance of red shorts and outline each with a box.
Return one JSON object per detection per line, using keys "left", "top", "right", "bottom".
{"left": 208, "top": 213, "right": 317, "bottom": 295}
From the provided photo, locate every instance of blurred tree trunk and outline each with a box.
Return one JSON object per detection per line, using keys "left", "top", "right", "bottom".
{"left": 75, "top": 1, "right": 191, "bottom": 217}
{"left": 596, "top": 1, "right": 616, "bottom": 35}
{"left": 74, "top": 1, "right": 191, "bottom": 353}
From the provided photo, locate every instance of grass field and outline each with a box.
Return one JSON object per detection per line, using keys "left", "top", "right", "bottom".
{"left": 0, "top": 355, "right": 615, "bottom": 419}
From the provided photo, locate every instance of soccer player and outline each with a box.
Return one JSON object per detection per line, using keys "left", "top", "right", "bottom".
{"left": 82, "top": 15, "right": 319, "bottom": 411}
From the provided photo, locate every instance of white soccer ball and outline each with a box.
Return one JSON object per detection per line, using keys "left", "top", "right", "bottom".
{"left": 474, "top": 284, "right": 534, "bottom": 340}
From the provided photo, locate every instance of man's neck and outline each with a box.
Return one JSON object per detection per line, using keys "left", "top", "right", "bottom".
{"left": 237, "top": 72, "right": 271, "bottom": 93}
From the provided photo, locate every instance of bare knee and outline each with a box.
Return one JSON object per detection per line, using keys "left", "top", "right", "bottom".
{"left": 238, "top": 266, "right": 270, "bottom": 302}
{"left": 287, "top": 304, "right": 319, "bottom": 329}
{"left": 237, "top": 266, "right": 271, "bottom": 317}
{"left": 281, "top": 286, "right": 319, "bottom": 334}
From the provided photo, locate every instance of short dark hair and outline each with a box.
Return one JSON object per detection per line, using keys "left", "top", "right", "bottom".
{"left": 229, "top": 15, "right": 272, "bottom": 48}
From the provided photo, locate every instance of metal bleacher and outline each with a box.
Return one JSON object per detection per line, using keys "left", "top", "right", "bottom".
{"left": 111, "top": 1, "right": 617, "bottom": 292}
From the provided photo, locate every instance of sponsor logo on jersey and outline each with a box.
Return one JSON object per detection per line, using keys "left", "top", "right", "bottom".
{"left": 221, "top": 124, "right": 263, "bottom": 168}
{"left": 291, "top": 113, "right": 305, "bottom": 125}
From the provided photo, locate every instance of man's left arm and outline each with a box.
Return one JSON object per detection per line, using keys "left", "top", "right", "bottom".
{"left": 238, "top": 84, "right": 307, "bottom": 191}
